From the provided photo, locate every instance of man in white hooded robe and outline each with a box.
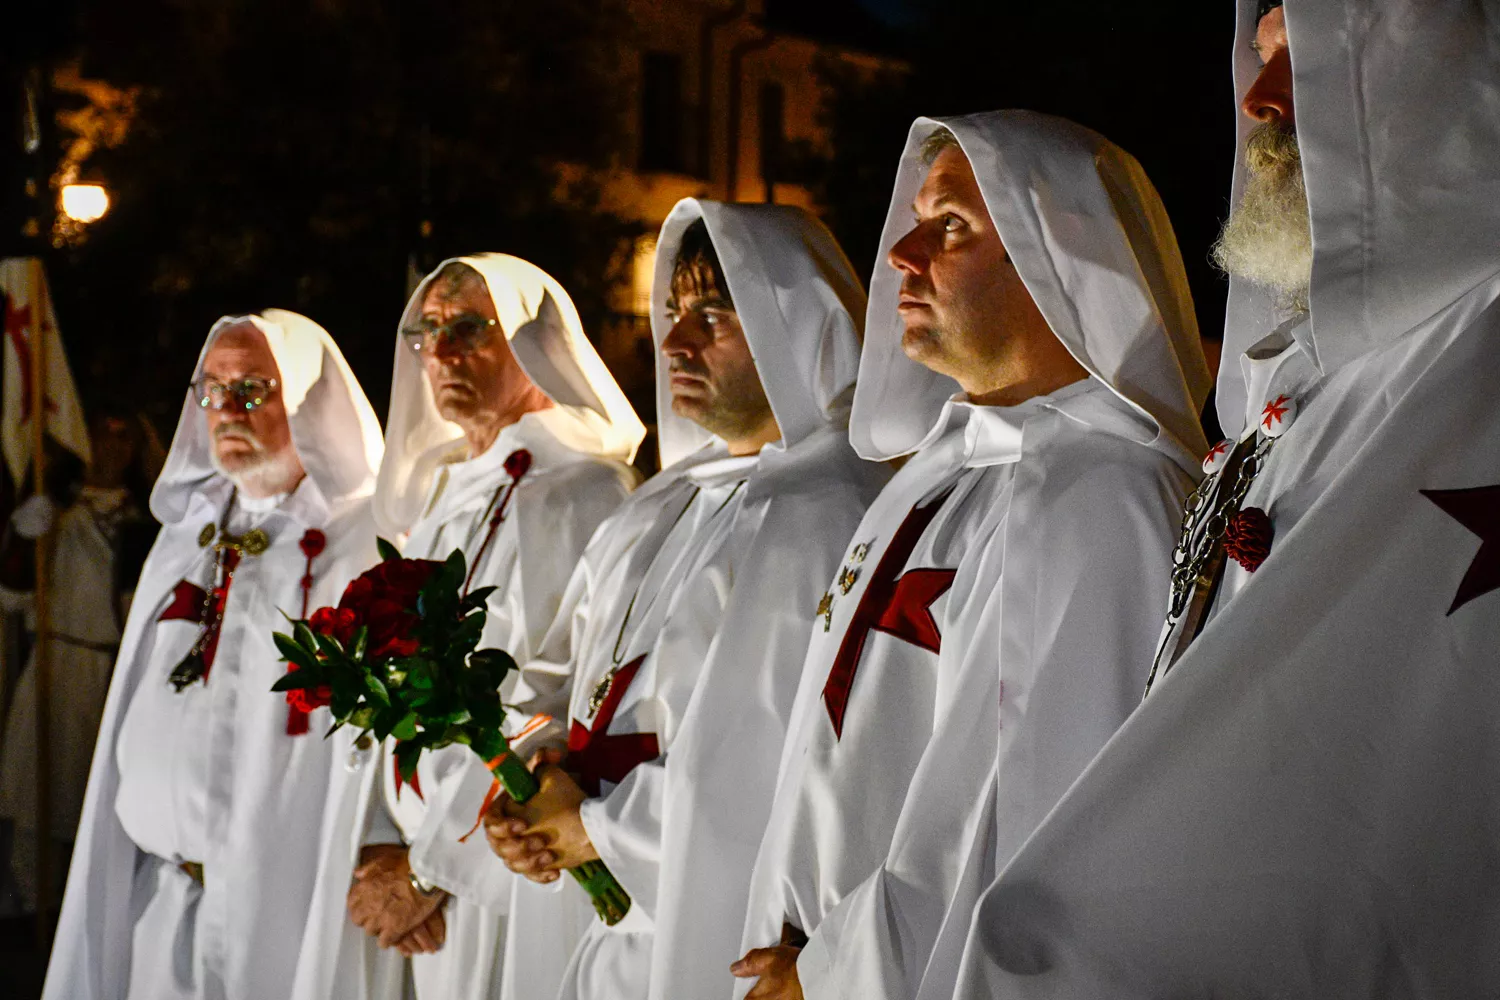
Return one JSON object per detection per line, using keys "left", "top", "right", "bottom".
{"left": 942, "top": 4, "right": 1500, "bottom": 997}
{"left": 732, "top": 111, "right": 1211, "bottom": 1000}
{"left": 42, "top": 310, "right": 385, "bottom": 1000}
{"left": 292, "top": 255, "right": 643, "bottom": 1000}
{"left": 485, "top": 200, "right": 889, "bottom": 1000}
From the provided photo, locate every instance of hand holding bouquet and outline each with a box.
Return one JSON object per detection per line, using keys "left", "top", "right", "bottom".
{"left": 272, "top": 540, "right": 631, "bottom": 924}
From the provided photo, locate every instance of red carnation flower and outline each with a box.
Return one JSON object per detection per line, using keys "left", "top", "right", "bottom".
{"left": 504, "top": 449, "right": 532, "bottom": 481}
{"left": 284, "top": 662, "right": 333, "bottom": 713}
{"left": 309, "top": 606, "right": 360, "bottom": 646}
{"left": 1224, "top": 506, "right": 1274, "bottom": 573}
{"left": 299, "top": 529, "right": 327, "bottom": 560}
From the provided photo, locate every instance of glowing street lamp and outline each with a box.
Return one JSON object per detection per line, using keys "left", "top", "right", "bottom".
{"left": 61, "top": 183, "right": 110, "bottom": 223}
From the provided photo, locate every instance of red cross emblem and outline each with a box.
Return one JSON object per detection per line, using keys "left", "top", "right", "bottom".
{"left": 1202, "top": 439, "right": 1230, "bottom": 474}
{"left": 568, "top": 655, "right": 660, "bottom": 796}
{"left": 1260, "top": 394, "right": 1295, "bottom": 437}
{"left": 4, "top": 298, "right": 35, "bottom": 417}
{"left": 1423, "top": 483, "right": 1500, "bottom": 615}
{"left": 822, "top": 489, "right": 956, "bottom": 740}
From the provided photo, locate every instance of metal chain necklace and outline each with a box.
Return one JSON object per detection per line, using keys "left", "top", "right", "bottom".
{"left": 1142, "top": 432, "right": 1275, "bottom": 698}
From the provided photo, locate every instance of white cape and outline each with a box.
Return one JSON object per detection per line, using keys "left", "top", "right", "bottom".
{"left": 549, "top": 200, "right": 889, "bottom": 1000}
{"left": 43, "top": 310, "right": 384, "bottom": 1000}
{"left": 292, "top": 255, "right": 641, "bottom": 1000}
{"left": 948, "top": 3, "right": 1500, "bottom": 997}
{"left": 739, "top": 111, "right": 1210, "bottom": 1000}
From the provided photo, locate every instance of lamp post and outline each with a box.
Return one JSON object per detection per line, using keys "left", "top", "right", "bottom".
{"left": 60, "top": 183, "right": 109, "bottom": 224}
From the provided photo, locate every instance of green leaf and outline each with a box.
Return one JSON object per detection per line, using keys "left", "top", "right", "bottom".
{"left": 350, "top": 625, "right": 368, "bottom": 661}
{"left": 463, "top": 586, "right": 497, "bottom": 609}
{"left": 471, "top": 729, "right": 507, "bottom": 762}
{"left": 271, "top": 670, "right": 319, "bottom": 692}
{"left": 293, "top": 620, "right": 321, "bottom": 658}
{"left": 395, "top": 742, "right": 420, "bottom": 783}
{"left": 377, "top": 537, "right": 401, "bottom": 562}
{"left": 312, "top": 630, "right": 346, "bottom": 660}
{"left": 363, "top": 672, "right": 391, "bottom": 708}
{"left": 273, "top": 632, "right": 319, "bottom": 671}
{"left": 392, "top": 712, "right": 419, "bottom": 742}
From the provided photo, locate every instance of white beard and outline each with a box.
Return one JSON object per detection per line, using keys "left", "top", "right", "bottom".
{"left": 1212, "top": 123, "right": 1314, "bottom": 313}
{"left": 211, "top": 439, "right": 302, "bottom": 498}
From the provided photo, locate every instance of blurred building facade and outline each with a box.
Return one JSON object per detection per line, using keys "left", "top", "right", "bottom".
{"left": 593, "top": 0, "right": 901, "bottom": 427}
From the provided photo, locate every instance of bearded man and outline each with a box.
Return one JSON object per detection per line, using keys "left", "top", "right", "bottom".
{"left": 943, "top": 3, "right": 1500, "bottom": 997}
{"left": 43, "top": 312, "right": 384, "bottom": 1000}
{"left": 730, "top": 110, "right": 1210, "bottom": 1000}
{"left": 291, "top": 256, "right": 643, "bottom": 1000}
{"left": 484, "top": 201, "right": 889, "bottom": 1000}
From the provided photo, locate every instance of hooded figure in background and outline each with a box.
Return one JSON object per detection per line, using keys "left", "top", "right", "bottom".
{"left": 43, "top": 310, "right": 384, "bottom": 1000}
{"left": 733, "top": 110, "right": 1210, "bottom": 1000}
{"left": 484, "top": 199, "right": 889, "bottom": 1000}
{"left": 292, "top": 255, "right": 642, "bottom": 1000}
{"left": 946, "top": 4, "right": 1500, "bottom": 998}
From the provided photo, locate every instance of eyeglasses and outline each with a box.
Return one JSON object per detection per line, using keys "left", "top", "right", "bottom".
{"left": 400, "top": 314, "right": 499, "bottom": 356}
{"left": 192, "top": 376, "right": 279, "bottom": 411}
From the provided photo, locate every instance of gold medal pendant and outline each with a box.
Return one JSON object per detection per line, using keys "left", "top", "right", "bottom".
{"left": 240, "top": 528, "right": 270, "bottom": 556}
{"left": 587, "top": 670, "right": 617, "bottom": 719}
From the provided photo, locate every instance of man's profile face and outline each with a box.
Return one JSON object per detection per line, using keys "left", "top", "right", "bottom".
{"left": 200, "top": 323, "right": 295, "bottom": 476}
{"left": 1213, "top": 5, "right": 1312, "bottom": 310}
{"left": 660, "top": 258, "right": 773, "bottom": 444}
{"left": 417, "top": 274, "right": 536, "bottom": 433}
{"left": 887, "top": 146, "right": 1031, "bottom": 391}
{"left": 1244, "top": 7, "right": 1293, "bottom": 127}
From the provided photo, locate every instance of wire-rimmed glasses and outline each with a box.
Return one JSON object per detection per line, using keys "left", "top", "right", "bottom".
{"left": 192, "top": 376, "right": 279, "bottom": 411}
{"left": 400, "top": 314, "right": 499, "bottom": 356}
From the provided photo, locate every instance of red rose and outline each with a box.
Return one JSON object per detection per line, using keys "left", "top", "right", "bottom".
{"left": 1224, "top": 506, "right": 1274, "bottom": 573}
{"left": 365, "top": 597, "right": 421, "bottom": 659}
{"left": 308, "top": 606, "right": 360, "bottom": 646}
{"left": 504, "top": 448, "right": 532, "bottom": 481}
{"left": 283, "top": 662, "right": 333, "bottom": 713}
{"left": 338, "top": 575, "right": 377, "bottom": 618}
{"left": 299, "top": 529, "right": 327, "bottom": 560}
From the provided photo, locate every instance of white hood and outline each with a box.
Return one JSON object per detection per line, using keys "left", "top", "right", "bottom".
{"left": 374, "top": 254, "right": 646, "bottom": 535}
{"left": 150, "top": 309, "right": 384, "bottom": 525}
{"left": 1218, "top": 0, "right": 1500, "bottom": 436}
{"left": 853, "top": 110, "right": 1211, "bottom": 472}
{"left": 650, "top": 199, "right": 866, "bottom": 469}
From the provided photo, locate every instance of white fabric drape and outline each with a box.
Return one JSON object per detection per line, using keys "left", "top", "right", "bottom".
{"left": 44, "top": 311, "right": 384, "bottom": 1000}
{"left": 738, "top": 111, "right": 1208, "bottom": 1000}
{"left": 947, "top": 4, "right": 1500, "bottom": 997}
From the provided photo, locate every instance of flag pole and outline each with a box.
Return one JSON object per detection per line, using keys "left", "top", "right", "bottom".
{"left": 30, "top": 257, "right": 55, "bottom": 949}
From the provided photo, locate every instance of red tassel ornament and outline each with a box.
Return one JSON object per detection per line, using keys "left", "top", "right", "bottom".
{"left": 1224, "top": 506, "right": 1274, "bottom": 572}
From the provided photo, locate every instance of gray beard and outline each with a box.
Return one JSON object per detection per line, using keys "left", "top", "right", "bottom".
{"left": 211, "top": 442, "right": 302, "bottom": 497}
{"left": 1212, "top": 124, "right": 1314, "bottom": 314}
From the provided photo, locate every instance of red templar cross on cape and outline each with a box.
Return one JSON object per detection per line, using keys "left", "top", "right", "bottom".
{"left": 822, "top": 488, "right": 957, "bottom": 739}
{"left": 569, "top": 655, "right": 660, "bottom": 796}
{"left": 1422, "top": 483, "right": 1500, "bottom": 615}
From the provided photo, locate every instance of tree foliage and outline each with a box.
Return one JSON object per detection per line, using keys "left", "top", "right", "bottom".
{"left": 50, "top": 0, "right": 637, "bottom": 419}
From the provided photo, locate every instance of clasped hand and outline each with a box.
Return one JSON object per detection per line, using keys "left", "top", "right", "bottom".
{"left": 482, "top": 747, "right": 599, "bottom": 883}
{"left": 346, "top": 843, "right": 448, "bottom": 956}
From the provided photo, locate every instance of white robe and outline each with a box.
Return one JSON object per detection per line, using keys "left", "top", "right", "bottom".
{"left": 946, "top": 4, "right": 1500, "bottom": 996}
{"left": 742, "top": 386, "right": 1191, "bottom": 1000}
{"left": 555, "top": 199, "right": 887, "bottom": 1000}
{"left": 316, "top": 417, "right": 635, "bottom": 1000}
{"left": 0, "top": 489, "right": 138, "bottom": 910}
{"left": 43, "top": 310, "right": 385, "bottom": 1000}
{"left": 741, "top": 111, "right": 1210, "bottom": 1000}
{"left": 495, "top": 448, "right": 720, "bottom": 1000}
{"left": 290, "top": 254, "right": 643, "bottom": 1000}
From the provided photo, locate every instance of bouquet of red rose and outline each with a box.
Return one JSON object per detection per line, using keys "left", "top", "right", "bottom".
{"left": 272, "top": 539, "right": 631, "bottom": 925}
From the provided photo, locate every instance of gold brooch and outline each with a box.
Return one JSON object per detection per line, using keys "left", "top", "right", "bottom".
{"left": 213, "top": 527, "right": 270, "bottom": 556}
{"left": 816, "top": 592, "right": 835, "bottom": 632}
{"left": 198, "top": 523, "right": 216, "bottom": 547}
{"left": 837, "top": 566, "right": 860, "bottom": 594}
